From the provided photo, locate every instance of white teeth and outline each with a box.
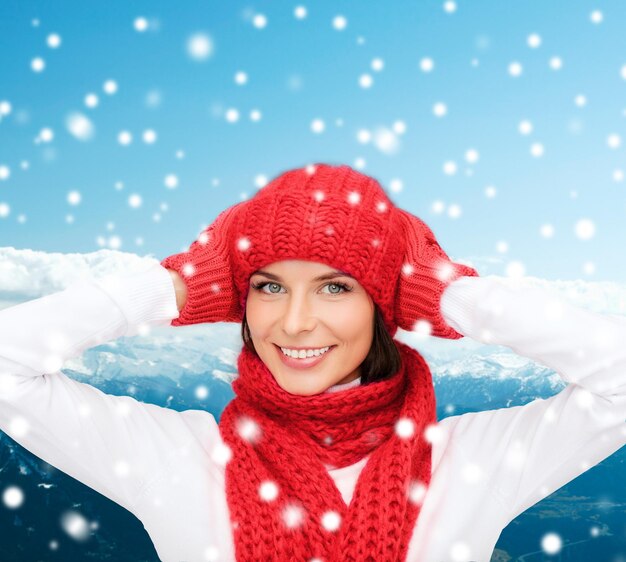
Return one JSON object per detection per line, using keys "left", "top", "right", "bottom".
{"left": 280, "top": 346, "right": 330, "bottom": 359}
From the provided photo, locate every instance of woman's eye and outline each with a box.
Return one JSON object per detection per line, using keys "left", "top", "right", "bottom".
{"left": 266, "top": 283, "right": 281, "bottom": 294}
{"left": 325, "top": 283, "right": 347, "bottom": 294}
{"left": 251, "top": 282, "right": 282, "bottom": 294}
{"left": 251, "top": 281, "right": 352, "bottom": 295}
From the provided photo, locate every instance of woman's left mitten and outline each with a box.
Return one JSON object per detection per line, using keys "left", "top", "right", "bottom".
{"left": 393, "top": 208, "right": 479, "bottom": 339}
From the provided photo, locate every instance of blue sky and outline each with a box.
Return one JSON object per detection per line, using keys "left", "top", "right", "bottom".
{"left": 1, "top": 0, "right": 626, "bottom": 283}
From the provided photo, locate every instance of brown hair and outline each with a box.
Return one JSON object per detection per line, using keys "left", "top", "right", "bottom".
{"left": 240, "top": 303, "right": 402, "bottom": 385}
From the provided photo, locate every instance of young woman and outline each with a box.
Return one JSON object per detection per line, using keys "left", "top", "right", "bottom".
{"left": 0, "top": 163, "right": 624, "bottom": 562}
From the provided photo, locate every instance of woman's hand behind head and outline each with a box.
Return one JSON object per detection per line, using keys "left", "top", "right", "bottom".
{"left": 166, "top": 269, "right": 188, "bottom": 312}
{"left": 160, "top": 203, "right": 243, "bottom": 326}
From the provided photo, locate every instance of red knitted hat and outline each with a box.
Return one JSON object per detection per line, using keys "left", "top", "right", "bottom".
{"left": 162, "top": 162, "right": 478, "bottom": 338}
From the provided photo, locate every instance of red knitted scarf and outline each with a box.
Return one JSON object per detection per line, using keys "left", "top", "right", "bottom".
{"left": 218, "top": 339, "right": 436, "bottom": 562}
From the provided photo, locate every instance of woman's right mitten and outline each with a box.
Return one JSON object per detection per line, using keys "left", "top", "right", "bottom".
{"left": 160, "top": 203, "right": 243, "bottom": 326}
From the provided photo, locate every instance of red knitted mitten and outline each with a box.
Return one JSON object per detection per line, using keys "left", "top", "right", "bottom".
{"left": 394, "top": 208, "right": 479, "bottom": 339}
{"left": 160, "top": 203, "right": 243, "bottom": 326}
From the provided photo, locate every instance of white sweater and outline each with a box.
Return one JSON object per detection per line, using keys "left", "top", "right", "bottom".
{"left": 0, "top": 263, "right": 624, "bottom": 562}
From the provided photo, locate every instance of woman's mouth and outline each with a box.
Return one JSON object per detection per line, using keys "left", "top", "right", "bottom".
{"left": 274, "top": 344, "right": 336, "bottom": 370}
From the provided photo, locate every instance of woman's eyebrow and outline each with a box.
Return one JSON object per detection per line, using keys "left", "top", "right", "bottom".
{"left": 252, "top": 270, "right": 354, "bottom": 281}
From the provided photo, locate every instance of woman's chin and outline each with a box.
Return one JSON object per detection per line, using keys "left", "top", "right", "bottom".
{"left": 273, "top": 375, "right": 328, "bottom": 396}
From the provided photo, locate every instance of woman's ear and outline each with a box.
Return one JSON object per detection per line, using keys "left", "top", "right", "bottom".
{"left": 393, "top": 208, "right": 479, "bottom": 339}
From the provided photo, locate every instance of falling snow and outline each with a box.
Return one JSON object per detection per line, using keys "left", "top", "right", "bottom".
{"left": 549, "top": 56, "right": 563, "bottom": 70}
{"left": 225, "top": 108, "right": 239, "bottom": 122}
{"left": 321, "top": 510, "right": 341, "bottom": 531}
{"left": 420, "top": 57, "right": 434, "bottom": 72}
{"left": 575, "top": 218, "right": 595, "bottom": 240}
{"left": 84, "top": 93, "right": 99, "bottom": 108}
{"left": 530, "top": 142, "right": 544, "bottom": 157}
{"left": 252, "top": 13, "right": 267, "bottom": 29}
{"left": 60, "top": 511, "right": 91, "bottom": 541}
{"left": 2, "top": 486, "right": 24, "bottom": 508}
{"left": 142, "top": 129, "right": 157, "bottom": 143}
{"left": 590, "top": 10, "right": 603, "bottom": 24}
{"left": 47, "top": 33, "right": 62, "bottom": 48}
{"left": 541, "top": 532, "right": 563, "bottom": 554}
{"left": 67, "top": 191, "right": 81, "bottom": 205}
{"left": 164, "top": 174, "right": 179, "bottom": 188}
{"left": 118, "top": 130, "right": 132, "bottom": 145}
{"left": 527, "top": 33, "right": 542, "bottom": 48}
{"left": 1, "top": 5, "right": 625, "bottom": 558}
{"left": 31, "top": 57, "right": 45, "bottom": 72}
{"left": 134, "top": 17, "right": 149, "bottom": 32}
{"left": 508, "top": 61, "right": 523, "bottom": 77}
{"left": 518, "top": 119, "right": 533, "bottom": 134}
{"left": 103, "top": 79, "right": 118, "bottom": 94}
{"left": 332, "top": 15, "right": 347, "bottom": 30}
{"left": 358, "top": 73, "right": 373, "bottom": 88}
{"left": 433, "top": 102, "right": 447, "bottom": 117}
{"left": 311, "top": 118, "right": 325, "bottom": 133}
{"left": 186, "top": 33, "right": 213, "bottom": 60}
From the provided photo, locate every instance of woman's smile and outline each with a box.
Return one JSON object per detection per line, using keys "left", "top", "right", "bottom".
{"left": 274, "top": 343, "right": 337, "bottom": 370}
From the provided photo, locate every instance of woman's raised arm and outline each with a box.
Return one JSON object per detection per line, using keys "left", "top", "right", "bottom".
{"left": 0, "top": 262, "right": 203, "bottom": 515}
{"left": 437, "top": 275, "right": 626, "bottom": 524}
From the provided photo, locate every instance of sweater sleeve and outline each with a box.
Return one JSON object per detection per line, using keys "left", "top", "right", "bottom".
{"left": 438, "top": 275, "right": 626, "bottom": 524}
{"left": 0, "top": 262, "right": 203, "bottom": 515}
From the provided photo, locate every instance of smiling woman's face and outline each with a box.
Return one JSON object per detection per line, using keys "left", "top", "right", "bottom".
{"left": 245, "top": 259, "right": 375, "bottom": 396}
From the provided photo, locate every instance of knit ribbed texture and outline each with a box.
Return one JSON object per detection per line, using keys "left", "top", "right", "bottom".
{"left": 218, "top": 340, "right": 436, "bottom": 562}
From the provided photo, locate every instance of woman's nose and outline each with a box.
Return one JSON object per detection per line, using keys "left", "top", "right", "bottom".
{"left": 281, "top": 296, "right": 317, "bottom": 334}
